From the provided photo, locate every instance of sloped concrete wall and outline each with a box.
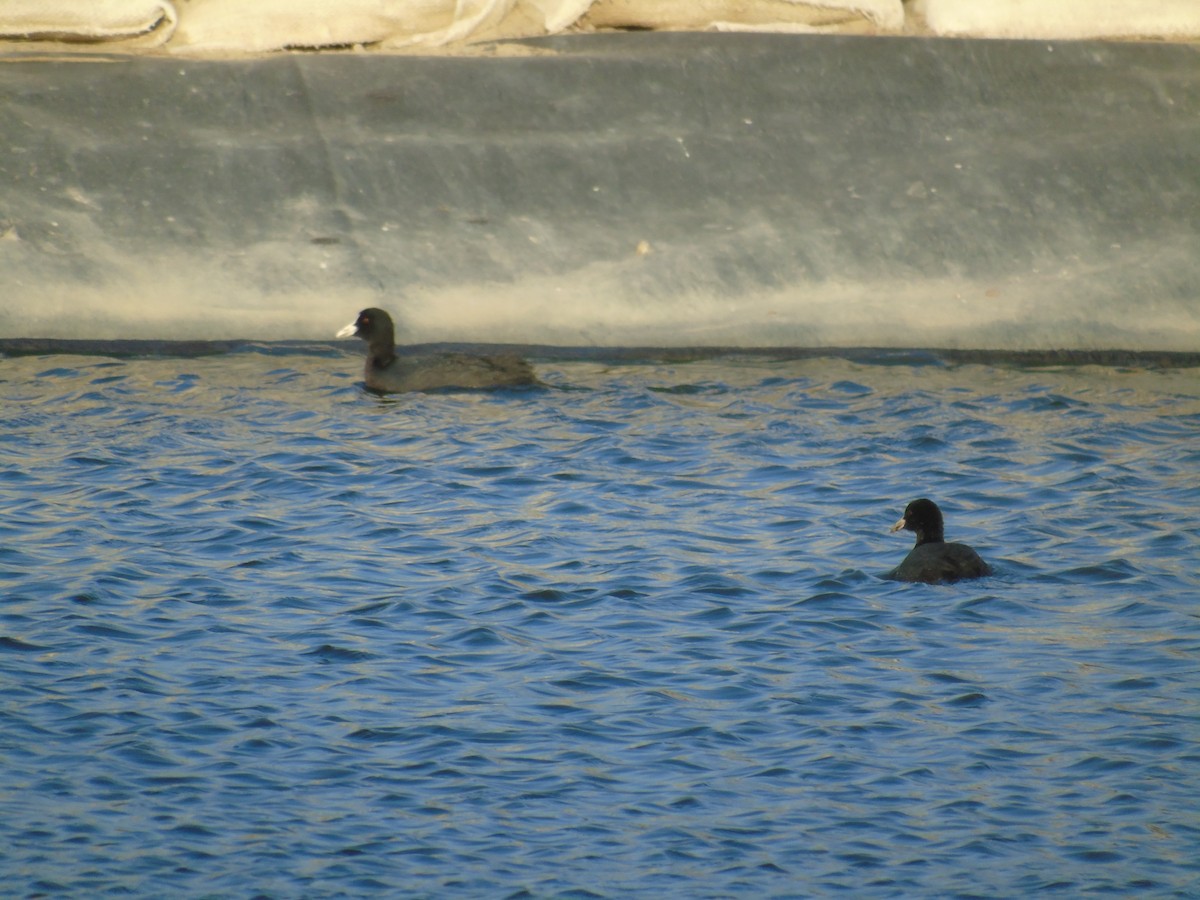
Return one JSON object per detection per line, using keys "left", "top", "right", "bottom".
{"left": 2, "top": 33, "right": 1198, "bottom": 349}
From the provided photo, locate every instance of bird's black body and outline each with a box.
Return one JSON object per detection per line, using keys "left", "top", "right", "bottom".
{"left": 338, "top": 308, "right": 538, "bottom": 394}
{"left": 885, "top": 498, "right": 992, "bottom": 585}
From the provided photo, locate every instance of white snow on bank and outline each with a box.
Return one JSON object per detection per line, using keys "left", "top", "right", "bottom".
{"left": 917, "top": 0, "right": 1200, "bottom": 40}
{"left": 5, "top": 0, "right": 1195, "bottom": 55}
{"left": 0, "top": 0, "right": 176, "bottom": 47}
{"left": 166, "top": 0, "right": 905, "bottom": 52}
{"left": 0, "top": 0, "right": 900, "bottom": 53}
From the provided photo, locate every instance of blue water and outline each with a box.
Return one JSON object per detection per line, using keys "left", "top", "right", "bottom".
{"left": 2, "top": 348, "right": 1199, "bottom": 898}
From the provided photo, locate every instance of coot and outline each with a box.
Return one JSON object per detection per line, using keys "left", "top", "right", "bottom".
{"left": 885, "top": 498, "right": 992, "bottom": 584}
{"left": 337, "top": 308, "right": 538, "bottom": 393}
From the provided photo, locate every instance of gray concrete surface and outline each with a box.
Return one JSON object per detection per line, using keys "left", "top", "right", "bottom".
{"left": 2, "top": 33, "right": 1197, "bottom": 349}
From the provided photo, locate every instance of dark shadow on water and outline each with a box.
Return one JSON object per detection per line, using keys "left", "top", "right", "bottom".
{"left": 5, "top": 339, "right": 1200, "bottom": 369}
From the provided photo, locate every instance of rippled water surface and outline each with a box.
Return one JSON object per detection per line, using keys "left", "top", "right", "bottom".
{"left": 3, "top": 348, "right": 1199, "bottom": 897}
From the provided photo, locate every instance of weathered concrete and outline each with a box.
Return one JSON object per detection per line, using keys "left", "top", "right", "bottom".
{"left": 2, "top": 33, "right": 1198, "bottom": 349}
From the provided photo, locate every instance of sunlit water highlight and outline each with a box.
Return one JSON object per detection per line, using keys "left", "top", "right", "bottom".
{"left": 2, "top": 349, "right": 1199, "bottom": 897}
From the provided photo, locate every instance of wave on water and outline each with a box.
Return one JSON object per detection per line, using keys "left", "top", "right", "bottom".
{"left": 2, "top": 352, "right": 1199, "bottom": 897}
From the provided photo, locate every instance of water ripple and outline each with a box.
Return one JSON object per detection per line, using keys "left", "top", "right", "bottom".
{"left": 1, "top": 352, "right": 1198, "bottom": 896}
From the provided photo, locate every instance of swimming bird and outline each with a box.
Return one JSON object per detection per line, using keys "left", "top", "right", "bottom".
{"left": 885, "top": 498, "right": 992, "bottom": 584}
{"left": 337, "top": 307, "right": 538, "bottom": 393}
